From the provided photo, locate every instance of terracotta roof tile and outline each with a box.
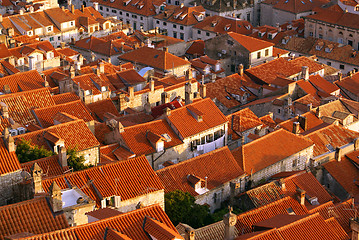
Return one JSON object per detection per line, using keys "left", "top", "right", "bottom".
{"left": 194, "top": 15, "right": 252, "bottom": 35}
{"left": 263, "top": 0, "right": 329, "bottom": 14}
{"left": 33, "top": 100, "right": 93, "bottom": 128}
{"left": 21, "top": 155, "right": 65, "bottom": 178}
{"left": 14, "top": 119, "right": 99, "bottom": 152}
{"left": 227, "top": 108, "right": 263, "bottom": 135}
{"left": 0, "top": 88, "right": 55, "bottom": 125}
{"left": 121, "top": 119, "right": 183, "bottom": 156}
{"left": 304, "top": 124, "right": 359, "bottom": 157}
{"left": 157, "top": 147, "right": 244, "bottom": 196}
{"left": 0, "top": 197, "right": 69, "bottom": 240}
{"left": 167, "top": 98, "right": 227, "bottom": 138}
{"left": 52, "top": 93, "right": 80, "bottom": 105}
{"left": 86, "top": 208, "right": 122, "bottom": 220}
{"left": 143, "top": 216, "right": 184, "bottom": 240}
{"left": 232, "top": 129, "right": 313, "bottom": 174}
{"left": 0, "top": 139, "right": 21, "bottom": 175}
{"left": 186, "top": 40, "right": 204, "bottom": 56}
{"left": 86, "top": 99, "right": 120, "bottom": 122}
{"left": 0, "top": 70, "right": 46, "bottom": 93}
{"left": 118, "top": 46, "right": 190, "bottom": 71}
{"left": 155, "top": 5, "right": 205, "bottom": 26}
{"left": 279, "top": 111, "right": 324, "bottom": 133}
{"left": 42, "top": 156, "right": 163, "bottom": 207}
{"left": 228, "top": 32, "right": 274, "bottom": 52}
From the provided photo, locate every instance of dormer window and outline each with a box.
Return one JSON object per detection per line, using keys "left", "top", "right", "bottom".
{"left": 187, "top": 106, "right": 203, "bottom": 122}
{"left": 156, "top": 141, "right": 164, "bottom": 152}
{"left": 268, "top": 33, "right": 272, "bottom": 40}
{"left": 258, "top": 32, "right": 265, "bottom": 38}
{"left": 101, "top": 86, "right": 108, "bottom": 92}
{"left": 187, "top": 174, "right": 208, "bottom": 194}
{"left": 211, "top": 21, "right": 217, "bottom": 27}
{"left": 180, "top": 14, "right": 187, "bottom": 20}
{"left": 315, "top": 42, "right": 324, "bottom": 50}
{"left": 224, "top": 24, "right": 231, "bottom": 31}
{"left": 85, "top": 90, "right": 91, "bottom": 95}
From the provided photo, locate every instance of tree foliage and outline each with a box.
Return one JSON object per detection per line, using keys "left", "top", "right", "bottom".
{"left": 15, "top": 139, "right": 54, "bottom": 163}
{"left": 165, "top": 190, "right": 212, "bottom": 228}
{"left": 66, "top": 147, "right": 91, "bottom": 171}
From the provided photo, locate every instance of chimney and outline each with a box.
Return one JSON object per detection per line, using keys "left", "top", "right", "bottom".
{"left": 185, "top": 69, "right": 192, "bottom": 80}
{"left": 81, "top": 4, "right": 85, "bottom": 12}
{"left": 97, "top": 62, "right": 105, "bottom": 75}
{"left": 19, "top": 9, "right": 24, "bottom": 15}
{"left": 296, "top": 188, "right": 306, "bottom": 205}
{"left": 58, "top": 146, "right": 67, "bottom": 167}
{"left": 180, "top": 3, "right": 184, "bottom": 8}
{"left": 200, "top": 84, "right": 206, "bottom": 98}
{"left": 316, "top": 107, "right": 321, "bottom": 118}
{"left": 348, "top": 70, "right": 353, "bottom": 78}
{"left": 292, "top": 121, "right": 300, "bottom": 134}
{"left": 184, "top": 226, "right": 195, "bottom": 240}
{"left": 0, "top": 102, "right": 9, "bottom": 118}
{"left": 354, "top": 138, "right": 359, "bottom": 151}
{"left": 335, "top": 147, "right": 342, "bottom": 162}
{"left": 185, "top": 82, "right": 193, "bottom": 105}
{"left": 298, "top": 115, "right": 307, "bottom": 131}
{"left": 279, "top": 178, "right": 286, "bottom": 191}
{"left": 70, "top": 66, "right": 75, "bottom": 78}
{"left": 338, "top": 72, "right": 342, "bottom": 81}
{"left": 302, "top": 66, "right": 309, "bottom": 80}
{"left": 31, "top": 163, "right": 43, "bottom": 194}
{"left": 307, "top": 103, "right": 312, "bottom": 111}
{"left": 107, "top": 57, "right": 111, "bottom": 64}
{"left": 93, "top": 2, "right": 98, "bottom": 10}
{"left": 350, "top": 219, "right": 359, "bottom": 240}
{"left": 6, "top": 134, "right": 15, "bottom": 152}
{"left": 49, "top": 182, "right": 62, "bottom": 212}
{"left": 71, "top": 4, "right": 75, "bottom": 13}
{"left": 238, "top": 64, "right": 244, "bottom": 76}
{"left": 128, "top": 86, "right": 134, "bottom": 99}
{"left": 149, "top": 79, "right": 155, "bottom": 92}
{"left": 0, "top": 14, "right": 3, "bottom": 23}
{"left": 164, "top": 107, "right": 171, "bottom": 116}
{"left": 224, "top": 207, "right": 237, "bottom": 240}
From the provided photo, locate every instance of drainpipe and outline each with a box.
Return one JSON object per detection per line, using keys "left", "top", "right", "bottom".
{"left": 152, "top": 148, "right": 167, "bottom": 169}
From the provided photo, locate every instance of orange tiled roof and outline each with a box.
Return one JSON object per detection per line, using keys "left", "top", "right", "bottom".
{"left": 157, "top": 146, "right": 244, "bottom": 196}
{"left": 0, "top": 70, "right": 46, "bottom": 93}
{"left": 52, "top": 92, "right": 81, "bottom": 105}
{"left": 0, "top": 43, "right": 13, "bottom": 59}
{"left": 33, "top": 100, "right": 93, "bottom": 128}
{"left": 0, "top": 88, "right": 55, "bottom": 125}
{"left": 0, "top": 197, "right": 69, "bottom": 240}
{"left": 86, "top": 99, "right": 120, "bottom": 122}
{"left": 235, "top": 196, "right": 308, "bottom": 235}
{"left": 121, "top": 119, "right": 183, "bottom": 156}
{"left": 143, "top": 216, "right": 184, "bottom": 240}
{"left": 186, "top": 40, "right": 204, "bottom": 56}
{"left": 42, "top": 156, "right": 164, "bottom": 207}
{"left": 193, "top": 15, "right": 252, "bottom": 35}
{"left": 231, "top": 129, "right": 313, "bottom": 174}
{"left": 155, "top": 5, "right": 205, "bottom": 26}
{"left": 19, "top": 205, "right": 178, "bottom": 240}
{"left": 0, "top": 139, "right": 21, "bottom": 175}
{"left": 228, "top": 32, "right": 274, "bottom": 52}
{"left": 336, "top": 72, "right": 359, "bottom": 96}
{"left": 279, "top": 110, "right": 324, "bottom": 134}
{"left": 118, "top": 46, "right": 190, "bottom": 71}
{"left": 14, "top": 119, "right": 99, "bottom": 152}
{"left": 227, "top": 108, "right": 263, "bottom": 134}
{"left": 304, "top": 124, "right": 359, "bottom": 157}
{"left": 167, "top": 98, "right": 227, "bottom": 138}
{"left": 21, "top": 155, "right": 65, "bottom": 178}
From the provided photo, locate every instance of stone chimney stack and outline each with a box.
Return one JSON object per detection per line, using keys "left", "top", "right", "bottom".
{"left": 49, "top": 182, "right": 62, "bottom": 212}
{"left": 224, "top": 207, "right": 237, "bottom": 240}
{"left": 350, "top": 218, "right": 359, "bottom": 240}
{"left": 1, "top": 102, "right": 9, "bottom": 118}
{"left": 93, "top": 2, "right": 98, "bottom": 10}
{"left": 184, "top": 226, "right": 195, "bottom": 240}
{"left": 200, "top": 84, "right": 206, "bottom": 98}
{"left": 316, "top": 107, "right": 321, "bottom": 118}
{"left": 31, "top": 163, "right": 43, "bottom": 194}
{"left": 296, "top": 188, "right": 306, "bottom": 205}
{"left": 292, "top": 122, "right": 300, "bottom": 134}
{"left": 238, "top": 64, "right": 244, "bottom": 76}
{"left": 302, "top": 66, "right": 309, "bottom": 80}
{"left": 149, "top": 79, "right": 155, "bottom": 92}
{"left": 58, "top": 146, "right": 67, "bottom": 167}
{"left": 335, "top": 147, "right": 342, "bottom": 162}
{"left": 185, "top": 82, "right": 193, "bottom": 105}
{"left": 298, "top": 115, "right": 307, "bottom": 131}
{"left": 354, "top": 138, "right": 359, "bottom": 151}
{"left": 128, "top": 86, "right": 134, "bottom": 99}
{"left": 338, "top": 72, "right": 342, "bottom": 81}
{"left": 81, "top": 4, "right": 85, "bottom": 12}
{"left": 279, "top": 178, "right": 286, "bottom": 191}
{"left": 71, "top": 4, "right": 75, "bottom": 13}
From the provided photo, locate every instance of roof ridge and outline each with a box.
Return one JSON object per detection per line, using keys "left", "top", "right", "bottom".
{"left": 0, "top": 196, "right": 46, "bottom": 210}
{"left": 277, "top": 212, "right": 321, "bottom": 230}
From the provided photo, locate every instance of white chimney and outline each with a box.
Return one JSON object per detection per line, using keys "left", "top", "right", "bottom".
{"left": 93, "top": 2, "right": 99, "bottom": 11}
{"left": 28, "top": 56, "right": 36, "bottom": 70}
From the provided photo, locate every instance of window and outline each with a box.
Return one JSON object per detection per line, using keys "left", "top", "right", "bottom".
{"left": 49, "top": 37, "right": 54, "bottom": 41}
{"left": 173, "top": 32, "right": 177, "bottom": 38}
{"left": 292, "top": 159, "right": 297, "bottom": 167}
{"left": 265, "top": 49, "right": 269, "bottom": 56}
{"left": 126, "top": 13, "right": 129, "bottom": 17}
{"left": 197, "top": 30, "right": 201, "bottom": 34}
{"left": 163, "top": 22, "right": 167, "bottom": 26}
{"left": 206, "top": 32, "right": 209, "bottom": 36}
{"left": 168, "top": 0, "right": 171, "bottom": 3}
{"left": 112, "top": 9, "right": 117, "bottom": 13}
{"left": 58, "top": 36, "right": 61, "bottom": 40}
{"left": 356, "top": 6, "right": 359, "bottom": 11}
{"left": 180, "top": 33, "right": 184, "bottom": 40}
{"left": 99, "top": 6, "right": 103, "bottom": 10}
{"left": 175, "top": 0, "right": 179, "bottom": 4}
{"left": 106, "top": 8, "right": 109, "bottom": 11}
{"left": 173, "top": 24, "right": 177, "bottom": 28}
{"left": 348, "top": 40, "right": 353, "bottom": 46}
{"left": 156, "top": 20, "right": 160, "bottom": 24}
{"left": 246, "top": 13, "right": 250, "bottom": 21}
{"left": 47, "top": 26, "right": 52, "bottom": 31}
{"left": 277, "top": 108, "right": 281, "bottom": 114}
{"left": 318, "top": 34, "right": 323, "bottom": 39}
{"left": 180, "top": 26, "right": 183, "bottom": 30}
{"left": 309, "top": 32, "right": 313, "bottom": 37}
{"left": 257, "top": 51, "right": 261, "bottom": 59}
{"left": 340, "top": 64, "right": 345, "bottom": 70}
{"left": 140, "top": 17, "right": 143, "bottom": 20}
{"left": 206, "top": 134, "right": 213, "bottom": 142}
{"left": 231, "top": 65, "right": 235, "bottom": 72}
{"left": 119, "top": 11, "right": 122, "bottom": 15}
{"left": 327, "top": 61, "right": 331, "bottom": 66}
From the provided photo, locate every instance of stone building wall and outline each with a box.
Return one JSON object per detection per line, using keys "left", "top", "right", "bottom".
{"left": 117, "top": 189, "right": 165, "bottom": 213}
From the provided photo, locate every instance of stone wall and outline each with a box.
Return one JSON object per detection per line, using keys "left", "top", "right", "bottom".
{"left": 0, "top": 170, "right": 32, "bottom": 206}
{"left": 78, "top": 146, "right": 100, "bottom": 166}
{"left": 117, "top": 189, "right": 165, "bottom": 213}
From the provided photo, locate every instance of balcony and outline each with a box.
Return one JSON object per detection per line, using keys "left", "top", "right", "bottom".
{"left": 193, "top": 134, "right": 225, "bottom": 156}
